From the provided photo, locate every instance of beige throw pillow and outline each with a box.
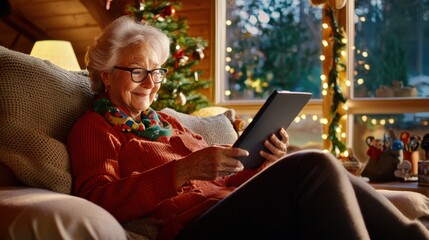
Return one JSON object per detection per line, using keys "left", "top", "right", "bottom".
{"left": 160, "top": 108, "right": 238, "bottom": 145}
{"left": 0, "top": 46, "right": 92, "bottom": 194}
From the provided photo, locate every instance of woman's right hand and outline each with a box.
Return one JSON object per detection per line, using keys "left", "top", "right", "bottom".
{"left": 175, "top": 146, "right": 248, "bottom": 187}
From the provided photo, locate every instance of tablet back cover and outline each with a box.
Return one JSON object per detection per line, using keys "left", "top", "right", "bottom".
{"left": 233, "top": 90, "right": 312, "bottom": 169}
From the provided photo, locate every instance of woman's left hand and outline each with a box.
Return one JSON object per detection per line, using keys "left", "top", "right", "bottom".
{"left": 258, "top": 128, "right": 289, "bottom": 170}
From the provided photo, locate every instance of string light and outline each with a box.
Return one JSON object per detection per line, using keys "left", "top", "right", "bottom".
{"left": 322, "top": 40, "right": 329, "bottom": 47}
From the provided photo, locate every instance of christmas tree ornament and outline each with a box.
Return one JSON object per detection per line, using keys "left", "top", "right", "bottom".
{"left": 179, "top": 55, "right": 189, "bottom": 66}
{"left": 162, "top": 5, "right": 176, "bottom": 17}
{"left": 192, "top": 48, "right": 205, "bottom": 60}
{"left": 139, "top": 1, "right": 145, "bottom": 11}
{"left": 175, "top": 92, "right": 187, "bottom": 106}
{"left": 174, "top": 49, "right": 189, "bottom": 67}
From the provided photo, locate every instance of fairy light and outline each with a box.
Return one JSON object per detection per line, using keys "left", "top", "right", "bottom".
{"left": 322, "top": 89, "right": 328, "bottom": 96}
{"left": 322, "top": 82, "right": 329, "bottom": 89}
{"left": 322, "top": 23, "right": 329, "bottom": 29}
{"left": 320, "top": 55, "right": 326, "bottom": 61}
{"left": 322, "top": 40, "right": 329, "bottom": 47}
{"left": 224, "top": 90, "right": 231, "bottom": 96}
{"left": 320, "top": 118, "right": 328, "bottom": 124}
{"left": 320, "top": 74, "right": 327, "bottom": 81}
{"left": 364, "top": 64, "right": 370, "bottom": 70}
{"left": 312, "top": 115, "right": 319, "bottom": 121}
{"left": 226, "top": 20, "right": 232, "bottom": 26}
{"left": 345, "top": 79, "right": 351, "bottom": 86}
{"left": 362, "top": 115, "right": 368, "bottom": 122}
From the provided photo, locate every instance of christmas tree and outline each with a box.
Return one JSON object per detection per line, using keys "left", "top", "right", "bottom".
{"left": 130, "top": 0, "right": 211, "bottom": 113}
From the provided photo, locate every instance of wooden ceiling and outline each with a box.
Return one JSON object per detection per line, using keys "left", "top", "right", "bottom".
{"left": 0, "top": 0, "right": 213, "bottom": 87}
{"left": 0, "top": 0, "right": 170, "bottom": 69}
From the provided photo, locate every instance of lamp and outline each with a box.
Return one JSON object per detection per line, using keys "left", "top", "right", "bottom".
{"left": 30, "top": 40, "right": 81, "bottom": 71}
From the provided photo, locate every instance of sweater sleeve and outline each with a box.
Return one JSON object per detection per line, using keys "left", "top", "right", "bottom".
{"left": 67, "top": 112, "right": 179, "bottom": 222}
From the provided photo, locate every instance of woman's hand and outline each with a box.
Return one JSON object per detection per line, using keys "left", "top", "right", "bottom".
{"left": 175, "top": 146, "right": 248, "bottom": 187}
{"left": 258, "top": 128, "right": 289, "bottom": 170}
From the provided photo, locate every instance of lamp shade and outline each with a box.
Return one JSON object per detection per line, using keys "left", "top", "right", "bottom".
{"left": 30, "top": 40, "right": 81, "bottom": 71}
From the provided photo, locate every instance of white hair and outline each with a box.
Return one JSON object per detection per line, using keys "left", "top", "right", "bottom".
{"left": 85, "top": 15, "right": 170, "bottom": 93}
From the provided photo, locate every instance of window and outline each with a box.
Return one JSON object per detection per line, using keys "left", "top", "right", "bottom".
{"left": 217, "top": 0, "right": 323, "bottom": 101}
{"left": 215, "top": 0, "right": 429, "bottom": 156}
{"left": 215, "top": 0, "right": 324, "bottom": 147}
{"left": 348, "top": 0, "right": 429, "bottom": 161}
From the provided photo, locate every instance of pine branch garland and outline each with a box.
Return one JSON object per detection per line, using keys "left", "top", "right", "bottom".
{"left": 326, "top": 6, "right": 347, "bottom": 155}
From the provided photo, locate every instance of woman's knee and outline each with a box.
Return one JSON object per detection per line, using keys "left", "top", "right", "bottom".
{"left": 283, "top": 149, "right": 338, "bottom": 167}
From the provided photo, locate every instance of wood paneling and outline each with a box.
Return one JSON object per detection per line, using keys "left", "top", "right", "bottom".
{"left": 0, "top": 0, "right": 215, "bottom": 99}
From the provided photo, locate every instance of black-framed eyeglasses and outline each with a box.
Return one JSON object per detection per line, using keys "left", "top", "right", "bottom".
{"left": 114, "top": 66, "right": 168, "bottom": 83}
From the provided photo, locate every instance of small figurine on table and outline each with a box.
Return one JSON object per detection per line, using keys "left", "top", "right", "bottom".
{"left": 365, "top": 136, "right": 383, "bottom": 160}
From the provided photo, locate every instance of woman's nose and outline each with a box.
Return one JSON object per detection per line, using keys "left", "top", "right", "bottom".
{"left": 141, "top": 74, "right": 155, "bottom": 87}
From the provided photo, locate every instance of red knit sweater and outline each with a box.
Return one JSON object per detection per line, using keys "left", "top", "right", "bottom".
{"left": 67, "top": 110, "right": 258, "bottom": 239}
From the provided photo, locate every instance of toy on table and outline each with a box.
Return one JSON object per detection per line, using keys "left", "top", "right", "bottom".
{"left": 365, "top": 136, "right": 383, "bottom": 160}
{"left": 391, "top": 139, "right": 404, "bottom": 163}
{"left": 422, "top": 134, "right": 429, "bottom": 160}
{"left": 362, "top": 130, "right": 420, "bottom": 182}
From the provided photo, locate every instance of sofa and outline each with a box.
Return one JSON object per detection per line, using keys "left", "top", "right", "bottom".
{"left": 1, "top": 45, "right": 429, "bottom": 239}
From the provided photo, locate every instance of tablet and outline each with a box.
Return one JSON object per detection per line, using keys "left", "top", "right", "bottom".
{"left": 232, "top": 90, "right": 312, "bottom": 169}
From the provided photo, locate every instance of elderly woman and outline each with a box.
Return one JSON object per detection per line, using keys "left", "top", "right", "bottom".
{"left": 67, "top": 16, "right": 429, "bottom": 240}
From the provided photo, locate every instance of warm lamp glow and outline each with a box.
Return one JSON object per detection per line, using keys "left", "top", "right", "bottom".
{"left": 30, "top": 40, "right": 81, "bottom": 71}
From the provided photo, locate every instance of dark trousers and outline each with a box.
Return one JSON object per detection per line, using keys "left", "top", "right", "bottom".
{"left": 177, "top": 150, "right": 429, "bottom": 240}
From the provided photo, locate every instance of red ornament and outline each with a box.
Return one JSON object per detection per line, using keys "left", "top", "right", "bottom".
{"left": 162, "top": 5, "right": 175, "bottom": 17}
{"left": 173, "top": 49, "right": 187, "bottom": 69}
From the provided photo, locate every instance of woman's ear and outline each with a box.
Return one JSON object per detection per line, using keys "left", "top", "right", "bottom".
{"left": 100, "top": 71, "right": 110, "bottom": 88}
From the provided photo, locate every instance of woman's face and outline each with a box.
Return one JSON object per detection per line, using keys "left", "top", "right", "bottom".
{"left": 103, "top": 42, "right": 162, "bottom": 118}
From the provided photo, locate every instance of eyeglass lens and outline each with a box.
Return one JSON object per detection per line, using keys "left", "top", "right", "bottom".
{"left": 131, "top": 69, "right": 166, "bottom": 83}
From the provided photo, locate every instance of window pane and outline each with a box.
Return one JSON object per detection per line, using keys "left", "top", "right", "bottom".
{"left": 354, "top": 0, "right": 429, "bottom": 98}
{"left": 223, "top": 0, "right": 322, "bottom": 101}
{"left": 240, "top": 113, "right": 323, "bottom": 147}
{"left": 351, "top": 113, "right": 429, "bottom": 163}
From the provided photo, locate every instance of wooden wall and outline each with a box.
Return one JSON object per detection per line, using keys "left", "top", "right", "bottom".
{"left": 178, "top": 0, "right": 215, "bottom": 101}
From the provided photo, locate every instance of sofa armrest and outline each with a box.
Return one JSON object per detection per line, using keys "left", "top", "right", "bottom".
{"left": 0, "top": 186, "right": 127, "bottom": 240}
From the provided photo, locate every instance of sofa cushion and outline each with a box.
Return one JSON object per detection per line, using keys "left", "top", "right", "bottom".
{"left": 160, "top": 107, "right": 238, "bottom": 145}
{"left": 0, "top": 46, "right": 92, "bottom": 194}
{"left": 0, "top": 186, "right": 127, "bottom": 240}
